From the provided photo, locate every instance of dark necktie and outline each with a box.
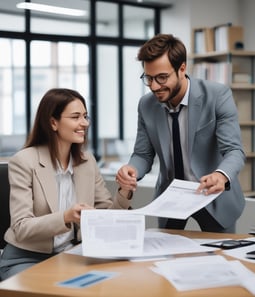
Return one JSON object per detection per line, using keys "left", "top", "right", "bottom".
{"left": 170, "top": 105, "right": 184, "bottom": 180}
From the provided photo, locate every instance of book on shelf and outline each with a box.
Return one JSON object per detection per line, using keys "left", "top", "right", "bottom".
{"left": 232, "top": 73, "right": 252, "bottom": 83}
{"left": 191, "top": 24, "right": 244, "bottom": 54}
{"left": 191, "top": 27, "right": 214, "bottom": 54}
{"left": 214, "top": 23, "right": 244, "bottom": 51}
{"left": 191, "top": 61, "right": 230, "bottom": 84}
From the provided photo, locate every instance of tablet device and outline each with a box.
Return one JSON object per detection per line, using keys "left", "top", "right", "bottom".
{"left": 201, "top": 239, "right": 255, "bottom": 249}
{"left": 246, "top": 250, "right": 255, "bottom": 259}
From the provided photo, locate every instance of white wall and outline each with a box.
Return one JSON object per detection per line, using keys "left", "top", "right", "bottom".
{"left": 239, "top": 0, "right": 255, "bottom": 50}
{"left": 161, "top": 0, "right": 192, "bottom": 52}
{"left": 160, "top": 0, "right": 255, "bottom": 52}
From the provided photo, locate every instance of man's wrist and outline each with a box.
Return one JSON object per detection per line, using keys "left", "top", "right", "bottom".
{"left": 216, "top": 170, "right": 231, "bottom": 191}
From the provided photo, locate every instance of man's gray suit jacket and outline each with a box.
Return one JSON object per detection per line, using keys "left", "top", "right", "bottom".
{"left": 129, "top": 77, "right": 245, "bottom": 228}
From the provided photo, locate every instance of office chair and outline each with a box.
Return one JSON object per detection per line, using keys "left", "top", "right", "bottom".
{"left": 0, "top": 162, "right": 10, "bottom": 250}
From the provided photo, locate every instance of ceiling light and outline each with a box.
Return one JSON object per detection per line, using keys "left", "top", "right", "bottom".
{"left": 16, "top": 2, "right": 87, "bottom": 17}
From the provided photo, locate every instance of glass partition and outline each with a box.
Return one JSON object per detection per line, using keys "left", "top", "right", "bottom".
{"left": 96, "top": 1, "right": 118, "bottom": 37}
{"left": 30, "top": 0, "right": 90, "bottom": 36}
{"left": 97, "top": 45, "right": 119, "bottom": 139}
{"left": 0, "top": 38, "right": 26, "bottom": 155}
{"left": 30, "top": 41, "right": 89, "bottom": 124}
{"left": 124, "top": 5, "right": 155, "bottom": 39}
{"left": 0, "top": 0, "right": 25, "bottom": 32}
{"left": 123, "top": 46, "right": 145, "bottom": 140}
{"left": 0, "top": 0, "right": 160, "bottom": 158}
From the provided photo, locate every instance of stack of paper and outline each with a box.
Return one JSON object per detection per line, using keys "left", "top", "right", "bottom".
{"left": 151, "top": 255, "right": 255, "bottom": 293}
{"left": 81, "top": 210, "right": 145, "bottom": 258}
{"left": 80, "top": 210, "right": 216, "bottom": 259}
{"left": 80, "top": 179, "right": 222, "bottom": 259}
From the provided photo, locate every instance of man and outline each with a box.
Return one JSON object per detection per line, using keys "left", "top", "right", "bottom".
{"left": 116, "top": 33, "right": 245, "bottom": 233}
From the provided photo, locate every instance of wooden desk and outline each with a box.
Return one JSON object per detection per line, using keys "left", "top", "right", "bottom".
{"left": 1, "top": 229, "right": 255, "bottom": 297}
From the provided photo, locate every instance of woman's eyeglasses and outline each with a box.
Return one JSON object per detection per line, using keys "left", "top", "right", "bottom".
{"left": 62, "top": 114, "right": 91, "bottom": 122}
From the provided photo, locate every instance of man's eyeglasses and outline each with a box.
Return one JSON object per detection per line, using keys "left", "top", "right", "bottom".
{"left": 140, "top": 71, "right": 174, "bottom": 86}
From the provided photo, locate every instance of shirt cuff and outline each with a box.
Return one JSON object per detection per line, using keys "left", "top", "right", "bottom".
{"left": 216, "top": 169, "right": 231, "bottom": 191}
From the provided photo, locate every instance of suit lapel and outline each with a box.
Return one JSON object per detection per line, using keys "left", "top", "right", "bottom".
{"left": 35, "top": 147, "right": 58, "bottom": 212}
{"left": 188, "top": 80, "right": 203, "bottom": 158}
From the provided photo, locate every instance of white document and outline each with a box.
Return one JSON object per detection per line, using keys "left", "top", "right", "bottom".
{"left": 133, "top": 179, "right": 222, "bottom": 219}
{"left": 67, "top": 231, "right": 214, "bottom": 258}
{"left": 79, "top": 209, "right": 215, "bottom": 258}
{"left": 132, "top": 231, "right": 215, "bottom": 259}
{"left": 80, "top": 209, "right": 145, "bottom": 258}
{"left": 152, "top": 255, "right": 255, "bottom": 293}
{"left": 78, "top": 179, "right": 221, "bottom": 259}
{"left": 142, "top": 231, "right": 215, "bottom": 256}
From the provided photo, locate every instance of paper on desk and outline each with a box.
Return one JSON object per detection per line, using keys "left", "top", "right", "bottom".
{"left": 81, "top": 209, "right": 145, "bottom": 258}
{"left": 132, "top": 179, "right": 222, "bottom": 219}
{"left": 79, "top": 179, "right": 221, "bottom": 259}
{"left": 79, "top": 209, "right": 215, "bottom": 258}
{"left": 129, "top": 231, "right": 215, "bottom": 260}
{"left": 151, "top": 255, "right": 255, "bottom": 293}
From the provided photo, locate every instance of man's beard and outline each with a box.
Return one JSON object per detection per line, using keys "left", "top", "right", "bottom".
{"left": 153, "top": 81, "right": 181, "bottom": 103}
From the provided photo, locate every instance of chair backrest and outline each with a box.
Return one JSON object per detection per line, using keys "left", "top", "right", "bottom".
{"left": 0, "top": 162, "right": 10, "bottom": 249}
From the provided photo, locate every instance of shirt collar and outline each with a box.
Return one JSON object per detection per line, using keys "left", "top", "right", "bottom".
{"left": 56, "top": 156, "right": 73, "bottom": 175}
{"left": 182, "top": 77, "right": 190, "bottom": 106}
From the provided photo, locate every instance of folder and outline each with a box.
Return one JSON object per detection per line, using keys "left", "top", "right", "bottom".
{"left": 191, "top": 27, "right": 214, "bottom": 53}
{"left": 214, "top": 24, "right": 244, "bottom": 51}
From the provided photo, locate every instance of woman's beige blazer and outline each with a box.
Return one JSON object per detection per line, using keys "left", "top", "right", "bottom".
{"left": 4, "top": 146, "right": 130, "bottom": 253}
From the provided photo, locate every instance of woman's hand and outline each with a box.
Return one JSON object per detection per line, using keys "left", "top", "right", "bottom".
{"left": 64, "top": 203, "right": 93, "bottom": 226}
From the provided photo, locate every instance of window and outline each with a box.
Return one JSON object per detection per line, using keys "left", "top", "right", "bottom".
{"left": 30, "top": 41, "right": 89, "bottom": 124}
{"left": 97, "top": 45, "right": 119, "bottom": 139}
{"left": 123, "top": 46, "right": 144, "bottom": 140}
{"left": 123, "top": 5, "right": 155, "bottom": 39}
{"left": 96, "top": 1, "right": 118, "bottom": 37}
{"left": 30, "top": 0, "right": 90, "bottom": 36}
{"left": 0, "top": 38, "right": 26, "bottom": 155}
{"left": 0, "top": 0, "right": 162, "bottom": 157}
{"left": 0, "top": 0, "right": 25, "bottom": 31}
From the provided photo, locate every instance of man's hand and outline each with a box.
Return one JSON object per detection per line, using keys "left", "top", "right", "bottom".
{"left": 116, "top": 165, "right": 137, "bottom": 192}
{"left": 196, "top": 171, "right": 228, "bottom": 195}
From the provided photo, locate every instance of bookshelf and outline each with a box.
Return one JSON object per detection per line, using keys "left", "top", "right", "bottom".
{"left": 191, "top": 25, "right": 244, "bottom": 54}
{"left": 188, "top": 50, "right": 255, "bottom": 197}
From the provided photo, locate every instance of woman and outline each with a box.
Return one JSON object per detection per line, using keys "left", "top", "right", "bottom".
{"left": 0, "top": 88, "right": 132, "bottom": 280}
